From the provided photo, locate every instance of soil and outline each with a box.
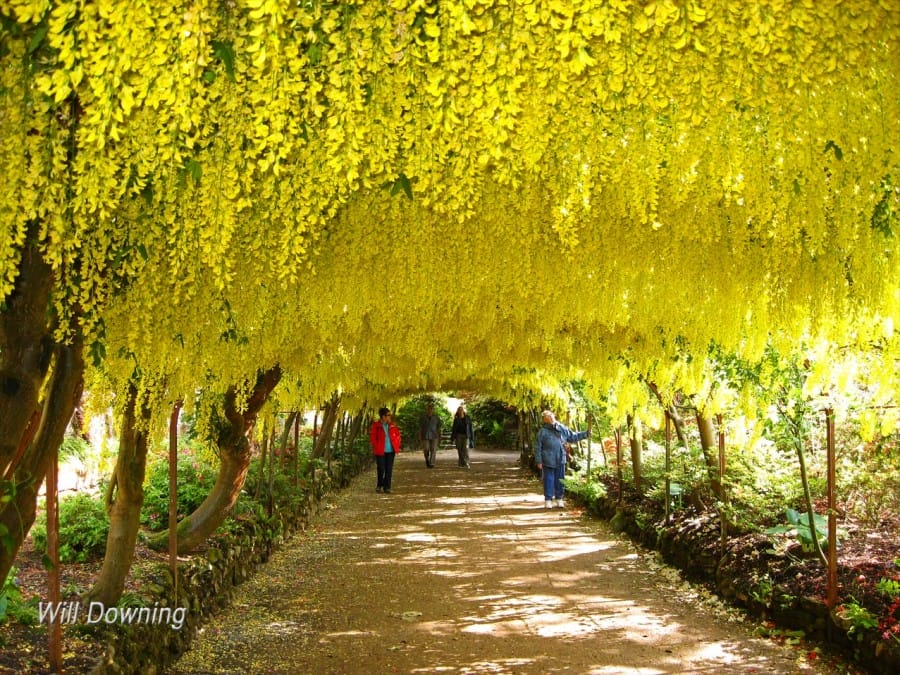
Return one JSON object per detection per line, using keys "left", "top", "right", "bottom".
{"left": 170, "top": 448, "right": 863, "bottom": 674}
{"left": 1, "top": 447, "right": 893, "bottom": 673}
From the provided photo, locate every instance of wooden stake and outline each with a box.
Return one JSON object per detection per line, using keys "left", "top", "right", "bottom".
{"left": 717, "top": 413, "right": 728, "bottom": 550}
{"left": 169, "top": 400, "right": 183, "bottom": 603}
{"left": 46, "top": 447, "right": 62, "bottom": 672}
{"left": 825, "top": 408, "right": 838, "bottom": 609}
{"left": 664, "top": 411, "right": 671, "bottom": 525}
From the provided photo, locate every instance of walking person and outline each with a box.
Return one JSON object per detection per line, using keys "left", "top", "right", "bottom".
{"left": 534, "top": 409, "right": 589, "bottom": 509}
{"left": 370, "top": 407, "right": 401, "bottom": 493}
{"left": 451, "top": 406, "right": 475, "bottom": 468}
{"left": 418, "top": 403, "right": 442, "bottom": 468}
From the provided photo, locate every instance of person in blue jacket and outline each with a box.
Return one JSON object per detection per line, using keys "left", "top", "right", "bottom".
{"left": 534, "top": 410, "right": 589, "bottom": 509}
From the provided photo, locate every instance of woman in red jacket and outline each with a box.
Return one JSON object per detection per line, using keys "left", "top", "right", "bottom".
{"left": 370, "top": 407, "right": 401, "bottom": 493}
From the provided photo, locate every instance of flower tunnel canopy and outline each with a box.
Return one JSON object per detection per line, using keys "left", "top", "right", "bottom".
{"left": 1, "top": 0, "right": 898, "bottom": 419}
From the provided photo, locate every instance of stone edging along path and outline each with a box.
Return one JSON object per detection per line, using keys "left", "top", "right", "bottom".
{"left": 88, "top": 453, "right": 369, "bottom": 674}
{"left": 168, "top": 447, "right": 847, "bottom": 674}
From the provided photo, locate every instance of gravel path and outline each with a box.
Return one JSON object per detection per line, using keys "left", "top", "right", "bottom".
{"left": 169, "top": 447, "right": 833, "bottom": 674}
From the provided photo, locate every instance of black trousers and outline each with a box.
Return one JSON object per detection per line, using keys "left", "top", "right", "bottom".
{"left": 376, "top": 453, "right": 396, "bottom": 490}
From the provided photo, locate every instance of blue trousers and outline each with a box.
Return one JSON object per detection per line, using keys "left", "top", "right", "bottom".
{"left": 542, "top": 464, "right": 566, "bottom": 500}
{"left": 376, "top": 453, "right": 395, "bottom": 491}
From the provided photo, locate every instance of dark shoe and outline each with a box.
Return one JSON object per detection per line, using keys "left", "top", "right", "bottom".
{"left": 376, "top": 486, "right": 383, "bottom": 493}
{"left": 384, "top": 489, "right": 391, "bottom": 494}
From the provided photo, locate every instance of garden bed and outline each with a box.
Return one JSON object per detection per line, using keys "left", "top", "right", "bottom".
{"left": 576, "top": 475, "right": 900, "bottom": 674}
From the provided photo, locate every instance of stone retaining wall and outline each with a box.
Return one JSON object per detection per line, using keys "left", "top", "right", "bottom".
{"left": 582, "top": 494, "right": 900, "bottom": 675}
{"left": 89, "top": 453, "right": 370, "bottom": 674}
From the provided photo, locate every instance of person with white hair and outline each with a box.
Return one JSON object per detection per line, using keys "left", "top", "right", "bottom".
{"left": 534, "top": 410, "right": 589, "bottom": 509}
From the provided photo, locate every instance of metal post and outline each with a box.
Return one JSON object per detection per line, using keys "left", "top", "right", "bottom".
{"left": 825, "top": 407, "right": 838, "bottom": 609}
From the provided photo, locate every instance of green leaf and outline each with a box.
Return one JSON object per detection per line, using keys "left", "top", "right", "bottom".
{"left": 307, "top": 44, "right": 322, "bottom": 65}
{"left": 185, "top": 159, "right": 202, "bottom": 182}
{"left": 824, "top": 139, "right": 843, "bottom": 161}
{"left": 391, "top": 173, "right": 413, "bottom": 200}
{"left": 90, "top": 340, "right": 106, "bottom": 367}
{"left": 211, "top": 40, "right": 236, "bottom": 82}
{"left": 140, "top": 182, "right": 154, "bottom": 207}
{"left": 26, "top": 21, "right": 49, "bottom": 56}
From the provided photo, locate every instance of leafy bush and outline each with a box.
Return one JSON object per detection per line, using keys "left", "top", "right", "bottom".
{"left": 467, "top": 397, "right": 518, "bottom": 445}
{"left": 393, "top": 394, "right": 452, "bottom": 447}
{"left": 876, "top": 577, "right": 900, "bottom": 600}
{"left": 724, "top": 438, "right": 812, "bottom": 529}
{"left": 1, "top": 567, "right": 38, "bottom": 626}
{"left": 31, "top": 492, "right": 109, "bottom": 563}
{"left": 563, "top": 476, "right": 607, "bottom": 504}
{"left": 765, "top": 507, "right": 847, "bottom": 555}
{"left": 839, "top": 436, "right": 900, "bottom": 527}
{"left": 59, "top": 436, "right": 91, "bottom": 464}
{"left": 838, "top": 601, "right": 879, "bottom": 637}
{"left": 141, "top": 449, "right": 217, "bottom": 531}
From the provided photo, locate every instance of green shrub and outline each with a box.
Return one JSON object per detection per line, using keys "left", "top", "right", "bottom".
{"left": 563, "top": 476, "right": 607, "bottom": 504}
{"left": 141, "top": 449, "right": 217, "bottom": 531}
{"left": 838, "top": 601, "right": 879, "bottom": 637}
{"left": 467, "top": 397, "right": 518, "bottom": 445}
{"left": 59, "top": 436, "right": 91, "bottom": 464}
{"left": 1, "top": 567, "right": 38, "bottom": 627}
{"left": 393, "top": 394, "right": 452, "bottom": 446}
{"left": 31, "top": 491, "right": 109, "bottom": 563}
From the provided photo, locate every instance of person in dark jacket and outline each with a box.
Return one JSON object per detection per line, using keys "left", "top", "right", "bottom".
{"left": 370, "top": 407, "right": 401, "bottom": 493}
{"left": 450, "top": 405, "right": 475, "bottom": 468}
{"left": 418, "top": 403, "right": 442, "bottom": 468}
{"left": 534, "top": 410, "right": 588, "bottom": 509}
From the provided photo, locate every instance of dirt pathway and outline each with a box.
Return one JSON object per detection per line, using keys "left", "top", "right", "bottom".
{"left": 169, "top": 448, "right": 835, "bottom": 674}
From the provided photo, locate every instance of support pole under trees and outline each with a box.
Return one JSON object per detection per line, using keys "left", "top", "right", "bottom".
{"left": 614, "top": 427, "right": 623, "bottom": 502}
{"left": 664, "top": 412, "right": 672, "bottom": 525}
{"left": 586, "top": 413, "right": 593, "bottom": 477}
{"left": 293, "top": 411, "right": 300, "bottom": 489}
{"left": 716, "top": 413, "right": 728, "bottom": 551}
{"left": 169, "top": 400, "right": 182, "bottom": 603}
{"left": 46, "top": 445, "right": 61, "bottom": 672}
{"left": 825, "top": 407, "right": 838, "bottom": 609}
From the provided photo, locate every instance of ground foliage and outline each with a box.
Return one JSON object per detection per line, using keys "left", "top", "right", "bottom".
{"left": 573, "top": 455, "right": 900, "bottom": 671}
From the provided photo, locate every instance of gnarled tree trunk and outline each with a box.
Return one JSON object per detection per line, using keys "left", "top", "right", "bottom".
{"left": 312, "top": 393, "right": 340, "bottom": 460}
{"left": 647, "top": 382, "right": 691, "bottom": 451}
{"left": 626, "top": 414, "right": 643, "bottom": 491}
{"left": 85, "top": 381, "right": 152, "bottom": 606}
{"left": 0, "top": 232, "right": 56, "bottom": 481}
{"left": 149, "top": 366, "right": 281, "bottom": 553}
{"left": 344, "top": 406, "right": 367, "bottom": 453}
{"left": 0, "top": 336, "right": 84, "bottom": 586}
{"left": 695, "top": 411, "right": 724, "bottom": 500}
